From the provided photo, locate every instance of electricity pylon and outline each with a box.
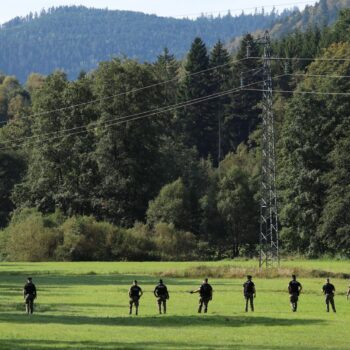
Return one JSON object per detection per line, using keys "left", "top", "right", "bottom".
{"left": 259, "top": 31, "right": 279, "bottom": 267}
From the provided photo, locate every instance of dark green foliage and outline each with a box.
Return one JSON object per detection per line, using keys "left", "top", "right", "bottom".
{"left": 147, "top": 178, "right": 189, "bottom": 230}
{"left": 153, "top": 223, "right": 197, "bottom": 261}
{"left": 57, "top": 216, "right": 118, "bottom": 261}
{"left": 331, "top": 9, "right": 350, "bottom": 44}
{"left": 0, "top": 208, "right": 198, "bottom": 261}
{"left": 319, "top": 133, "right": 350, "bottom": 253}
{"left": 0, "top": 151, "right": 26, "bottom": 227}
{"left": 177, "top": 38, "right": 216, "bottom": 159}
{"left": 2, "top": 8, "right": 350, "bottom": 261}
{"left": 0, "top": 75, "right": 30, "bottom": 122}
{"left": 209, "top": 41, "right": 232, "bottom": 165}
{"left": 13, "top": 72, "right": 99, "bottom": 216}
{"left": 224, "top": 34, "right": 262, "bottom": 152}
{"left": 93, "top": 59, "right": 164, "bottom": 226}
{"left": 217, "top": 166, "right": 258, "bottom": 257}
{"left": 1, "top": 2, "right": 347, "bottom": 83}
{"left": 0, "top": 6, "right": 292, "bottom": 82}
{"left": 3, "top": 208, "right": 62, "bottom": 261}
{"left": 278, "top": 42, "right": 350, "bottom": 256}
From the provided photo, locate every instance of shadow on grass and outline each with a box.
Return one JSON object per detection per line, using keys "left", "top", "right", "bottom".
{"left": 0, "top": 274, "right": 210, "bottom": 289}
{"left": 0, "top": 339, "right": 325, "bottom": 350}
{"left": 0, "top": 313, "right": 324, "bottom": 328}
{"left": 0, "top": 302, "right": 126, "bottom": 313}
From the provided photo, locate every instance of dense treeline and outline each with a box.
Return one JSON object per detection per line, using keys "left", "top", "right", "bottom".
{"left": 0, "top": 0, "right": 346, "bottom": 82}
{"left": 1, "top": 10, "right": 350, "bottom": 261}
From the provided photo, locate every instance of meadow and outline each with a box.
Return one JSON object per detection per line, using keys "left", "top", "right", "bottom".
{"left": 0, "top": 260, "right": 349, "bottom": 350}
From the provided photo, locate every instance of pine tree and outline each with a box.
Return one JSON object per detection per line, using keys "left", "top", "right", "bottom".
{"left": 224, "top": 34, "right": 262, "bottom": 153}
{"left": 209, "top": 40, "right": 232, "bottom": 165}
{"left": 319, "top": 133, "right": 350, "bottom": 254}
{"left": 278, "top": 42, "right": 350, "bottom": 254}
{"left": 154, "top": 48, "right": 179, "bottom": 106}
{"left": 177, "top": 37, "right": 216, "bottom": 160}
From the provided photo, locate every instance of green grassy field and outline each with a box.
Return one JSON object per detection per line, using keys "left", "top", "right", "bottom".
{"left": 0, "top": 260, "right": 349, "bottom": 350}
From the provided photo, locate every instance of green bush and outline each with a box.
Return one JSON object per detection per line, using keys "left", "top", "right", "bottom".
{"left": 122, "top": 223, "right": 157, "bottom": 261}
{"left": 56, "top": 216, "right": 111, "bottom": 261}
{"left": 0, "top": 208, "right": 200, "bottom": 261}
{"left": 154, "top": 222, "right": 197, "bottom": 261}
{"left": 5, "top": 210, "right": 61, "bottom": 261}
{"left": 147, "top": 178, "right": 188, "bottom": 230}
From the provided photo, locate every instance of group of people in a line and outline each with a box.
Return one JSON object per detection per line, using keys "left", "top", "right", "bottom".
{"left": 23, "top": 275, "right": 350, "bottom": 315}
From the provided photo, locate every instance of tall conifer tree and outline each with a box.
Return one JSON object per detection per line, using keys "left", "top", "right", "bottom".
{"left": 177, "top": 37, "right": 216, "bottom": 160}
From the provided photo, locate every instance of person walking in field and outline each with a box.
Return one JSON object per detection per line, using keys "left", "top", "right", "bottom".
{"left": 23, "top": 277, "right": 37, "bottom": 315}
{"left": 129, "top": 280, "right": 143, "bottom": 315}
{"left": 190, "top": 278, "right": 213, "bottom": 314}
{"left": 347, "top": 285, "right": 350, "bottom": 300}
{"left": 322, "top": 278, "right": 336, "bottom": 313}
{"left": 288, "top": 274, "right": 302, "bottom": 312}
{"left": 154, "top": 279, "right": 169, "bottom": 314}
{"left": 243, "top": 275, "right": 256, "bottom": 312}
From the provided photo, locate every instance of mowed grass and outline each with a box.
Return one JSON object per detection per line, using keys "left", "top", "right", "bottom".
{"left": 0, "top": 260, "right": 349, "bottom": 350}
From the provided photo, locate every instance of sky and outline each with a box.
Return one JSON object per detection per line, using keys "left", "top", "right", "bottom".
{"left": 0, "top": 0, "right": 317, "bottom": 24}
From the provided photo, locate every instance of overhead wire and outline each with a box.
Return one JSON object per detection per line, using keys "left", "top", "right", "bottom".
{"left": 3, "top": 69, "right": 350, "bottom": 150}
{"left": 243, "top": 88, "right": 350, "bottom": 96}
{"left": 0, "top": 1, "right": 319, "bottom": 132}
{"left": 249, "top": 56, "right": 350, "bottom": 62}
{"left": 0, "top": 75, "right": 288, "bottom": 151}
{"left": 288, "top": 73, "right": 350, "bottom": 79}
{"left": 3, "top": 55, "right": 350, "bottom": 127}
{"left": 0, "top": 57, "right": 248, "bottom": 126}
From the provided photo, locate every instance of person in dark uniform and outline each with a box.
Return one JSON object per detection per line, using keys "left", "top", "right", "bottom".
{"left": 23, "top": 277, "right": 37, "bottom": 314}
{"left": 128, "top": 280, "right": 143, "bottom": 315}
{"left": 322, "top": 278, "right": 336, "bottom": 313}
{"left": 190, "top": 278, "right": 213, "bottom": 313}
{"left": 288, "top": 275, "right": 302, "bottom": 312}
{"left": 154, "top": 279, "right": 169, "bottom": 314}
{"left": 243, "top": 275, "right": 256, "bottom": 312}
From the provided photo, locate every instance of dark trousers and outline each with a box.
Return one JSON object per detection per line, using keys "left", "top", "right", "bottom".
{"left": 25, "top": 294, "right": 34, "bottom": 314}
{"left": 325, "top": 294, "right": 336, "bottom": 312}
{"left": 290, "top": 293, "right": 299, "bottom": 312}
{"left": 157, "top": 297, "right": 167, "bottom": 314}
{"left": 198, "top": 297, "right": 210, "bottom": 313}
{"left": 245, "top": 294, "right": 254, "bottom": 312}
{"left": 129, "top": 297, "right": 140, "bottom": 315}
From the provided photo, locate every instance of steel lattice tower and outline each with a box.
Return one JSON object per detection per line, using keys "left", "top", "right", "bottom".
{"left": 259, "top": 31, "right": 279, "bottom": 267}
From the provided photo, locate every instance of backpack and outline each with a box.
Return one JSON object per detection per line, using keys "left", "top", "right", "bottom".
{"left": 289, "top": 281, "right": 300, "bottom": 294}
{"left": 244, "top": 281, "right": 255, "bottom": 294}
{"left": 156, "top": 284, "right": 167, "bottom": 296}
{"left": 130, "top": 286, "right": 140, "bottom": 297}
{"left": 200, "top": 283, "right": 212, "bottom": 297}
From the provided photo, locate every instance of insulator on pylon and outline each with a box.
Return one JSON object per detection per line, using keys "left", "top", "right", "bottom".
{"left": 240, "top": 72, "right": 244, "bottom": 87}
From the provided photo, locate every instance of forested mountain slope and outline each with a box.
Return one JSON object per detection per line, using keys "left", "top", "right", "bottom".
{"left": 1, "top": 8, "right": 350, "bottom": 260}
{"left": 0, "top": 0, "right": 348, "bottom": 82}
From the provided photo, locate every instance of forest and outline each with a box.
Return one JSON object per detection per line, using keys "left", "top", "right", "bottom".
{"left": 0, "top": 8, "right": 350, "bottom": 261}
{"left": 0, "top": 0, "right": 347, "bottom": 82}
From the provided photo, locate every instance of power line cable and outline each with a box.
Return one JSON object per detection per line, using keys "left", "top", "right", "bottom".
{"left": 4, "top": 71, "right": 350, "bottom": 148}
{"left": 244, "top": 88, "right": 350, "bottom": 96}
{"left": 0, "top": 57, "right": 247, "bottom": 126}
{"left": 3, "top": 55, "right": 349, "bottom": 127}
{"left": 0, "top": 76, "right": 287, "bottom": 151}
{"left": 289, "top": 73, "right": 350, "bottom": 79}
{"left": 249, "top": 56, "right": 350, "bottom": 62}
